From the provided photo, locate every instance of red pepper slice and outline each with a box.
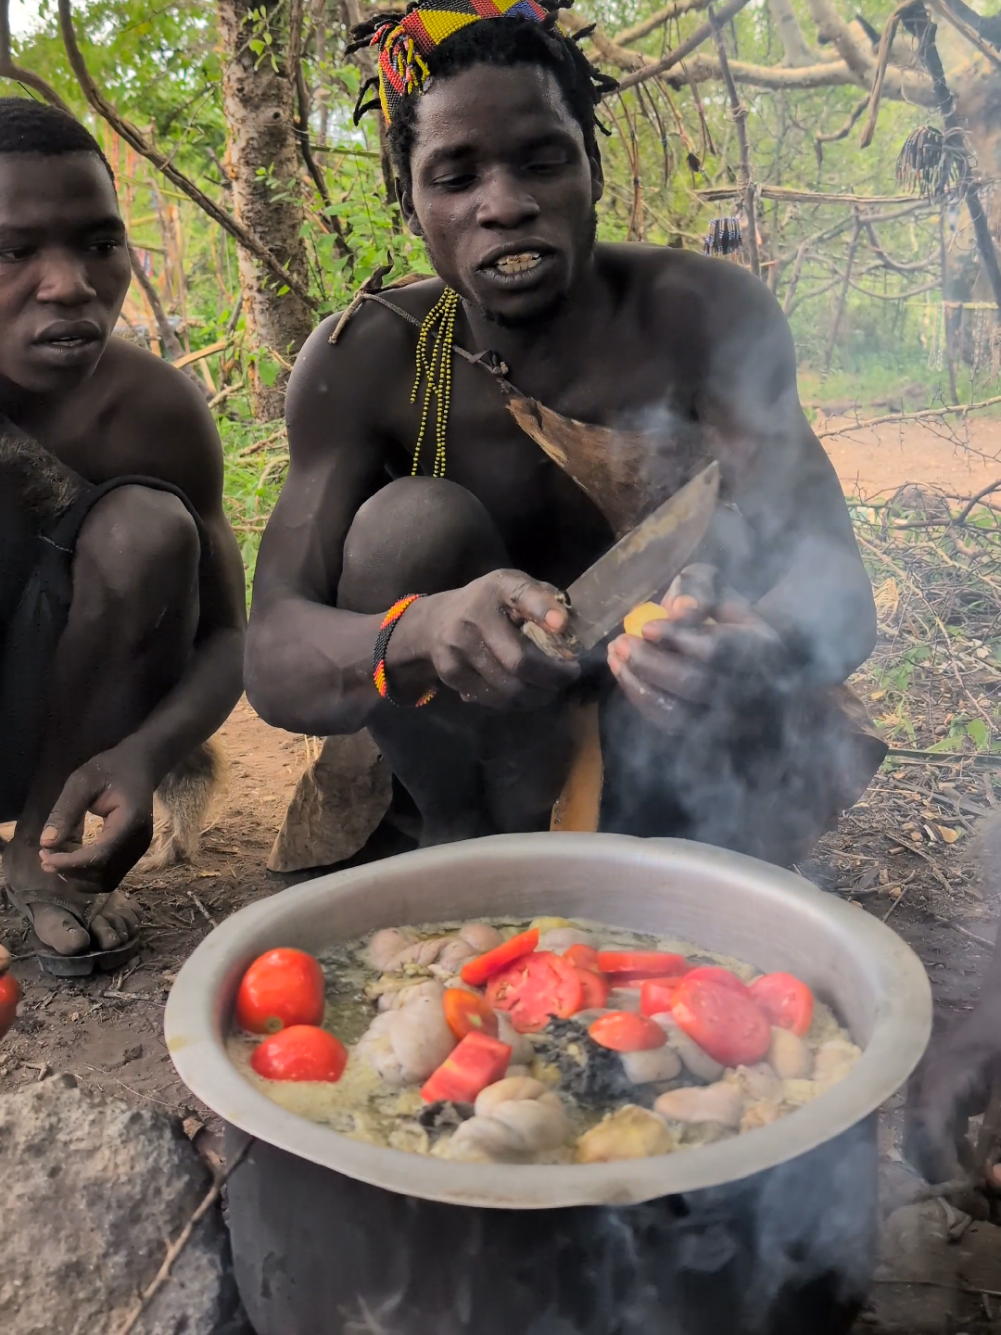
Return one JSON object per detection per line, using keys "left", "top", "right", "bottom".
{"left": 420, "top": 1031, "right": 512, "bottom": 1103}
{"left": 460, "top": 928, "right": 539, "bottom": 987}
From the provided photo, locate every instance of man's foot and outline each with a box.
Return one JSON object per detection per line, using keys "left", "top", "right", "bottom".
{"left": 2, "top": 831, "right": 139, "bottom": 958}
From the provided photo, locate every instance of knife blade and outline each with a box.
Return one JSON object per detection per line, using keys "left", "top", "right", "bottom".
{"left": 522, "top": 461, "right": 720, "bottom": 659}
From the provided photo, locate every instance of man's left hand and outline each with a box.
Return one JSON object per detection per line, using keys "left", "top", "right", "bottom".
{"left": 607, "top": 563, "right": 784, "bottom": 731}
{"left": 38, "top": 746, "right": 156, "bottom": 890}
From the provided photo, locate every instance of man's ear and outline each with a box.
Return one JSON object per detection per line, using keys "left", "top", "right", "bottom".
{"left": 398, "top": 179, "right": 424, "bottom": 237}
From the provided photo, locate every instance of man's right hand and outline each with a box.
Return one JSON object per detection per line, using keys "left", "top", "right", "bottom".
{"left": 396, "top": 569, "right": 580, "bottom": 709}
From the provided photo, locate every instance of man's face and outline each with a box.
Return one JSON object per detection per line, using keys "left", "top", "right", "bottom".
{"left": 402, "top": 64, "right": 603, "bottom": 325}
{"left": 0, "top": 151, "right": 130, "bottom": 397}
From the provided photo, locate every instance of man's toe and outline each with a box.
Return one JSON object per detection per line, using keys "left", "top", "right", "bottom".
{"left": 32, "top": 905, "right": 91, "bottom": 956}
{"left": 90, "top": 913, "right": 127, "bottom": 950}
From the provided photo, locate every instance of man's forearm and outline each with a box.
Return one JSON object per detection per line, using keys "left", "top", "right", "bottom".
{"left": 755, "top": 540, "right": 876, "bottom": 687}
{"left": 246, "top": 594, "right": 445, "bottom": 736}
{"left": 115, "top": 627, "right": 245, "bottom": 784}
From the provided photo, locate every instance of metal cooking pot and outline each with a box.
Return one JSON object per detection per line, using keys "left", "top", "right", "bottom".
{"left": 166, "top": 834, "right": 932, "bottom": 1335}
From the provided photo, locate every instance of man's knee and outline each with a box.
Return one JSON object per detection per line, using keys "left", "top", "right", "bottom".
{"left": 73, "top": 485, "right": 200, "bottom": 611}
{"left": 338, "top": 477, "right": 508, "bottom": 613}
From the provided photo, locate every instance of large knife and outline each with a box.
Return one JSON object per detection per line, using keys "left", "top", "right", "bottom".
{"left": 522, "top": 461, "right": 721, "bottom": 660}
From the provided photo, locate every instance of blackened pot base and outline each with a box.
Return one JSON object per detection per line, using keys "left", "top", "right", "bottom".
{"left": 226, "top": 1114, "right": 876, "bottom": 1335}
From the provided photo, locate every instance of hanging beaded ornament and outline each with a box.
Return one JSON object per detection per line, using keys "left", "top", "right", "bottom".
{"left": 704, "top": 215, "right": 742, "bottom": 257}
{"left": 896, "top": 125, "right": 965, "bottom": 200}
{"left": 410, "top": 287, "right": 460, "bottom": 478}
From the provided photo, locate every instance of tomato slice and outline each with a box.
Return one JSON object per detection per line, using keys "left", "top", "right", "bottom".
{"left": 682, "top": 966, "right": 751, "bottom": 999}
{"left": 486, "top": 951, "right": 584, "bottom": 1033}
{"left": 251, "top": 1025, "right": 347, "bottom": 1082}
{"left": 597, "top": 951, "right": 688, "bottom": 978}
{"left": 588, "top": 1011, "right": 667, "bottom": 1053}
{"left": 420, "top": 1031, "right": 512, "bottom": 1103}
{"left": 639, "top": 976, "right": 684, "bottom": 1017}
{"left": 443, "top": 988, "right": 499, "bottom": 1039}
{"left": 574, "top": 967, "right": 610, "bottom": 1011}
{"left": 564, "top": 944, "right": 602, "bottom": 972}
{"left": 236, "top": 948, "right": 326, "bottom": 1034}
{"left": 460, "top": 928, "right": 539, "bottom": 987}
{"left": 671, "top": 977, "right": 771, "bottom": 1067}
{"left": 749, "top": 973, "right": 814, "bottom": 1038}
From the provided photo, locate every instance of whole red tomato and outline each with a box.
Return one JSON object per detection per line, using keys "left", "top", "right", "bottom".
{"left": 0, "top": 945, "right": 22, "bottom": 1040}
{"left": 251, "top": 1025, "right": 347, "bottom": 1082}
{"left": 236, "top": 948, "right": 325, "bottom": 1034}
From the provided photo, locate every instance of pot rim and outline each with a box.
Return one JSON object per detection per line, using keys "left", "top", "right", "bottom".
{"left": 165, "top": 834, "right": 931, "bottom": 1210}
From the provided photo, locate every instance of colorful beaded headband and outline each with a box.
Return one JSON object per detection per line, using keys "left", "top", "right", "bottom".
{"left": 352, "top": 0, "right": 550, "bottom": 125}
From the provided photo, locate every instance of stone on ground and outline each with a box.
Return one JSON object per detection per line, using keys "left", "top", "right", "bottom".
{"left": 0, "top": 1073, "right": 237, "bottom": 1335}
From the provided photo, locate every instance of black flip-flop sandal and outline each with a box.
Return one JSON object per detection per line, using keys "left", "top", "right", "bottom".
{"left": 8, "top": 886, "right": 141, "bottom": 978}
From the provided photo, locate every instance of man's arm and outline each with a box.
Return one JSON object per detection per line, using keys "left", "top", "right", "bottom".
{"left": 38, "top": 364, "right": 246, "bottom": 883}
{"left": 610, "top": 266, "right": 876, "bottom": 719}
{"left": 246, "top": 305, "right": 576, "bottom": 737}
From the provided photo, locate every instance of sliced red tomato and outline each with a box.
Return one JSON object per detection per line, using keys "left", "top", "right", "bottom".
{"left": 460, "top": 928, "right": 539, "bottom": 988}
{"left": 443, "top": 988, "right": 499, "bottom": 1040}
{"left": 671, "top": 977, "right": 771, "bottom": 1067}
{"left": 420, "top": 1031, "right": 512, "bottom": 1104}
{"left": 251, "top": 1025, "right": 347, "bottom": 1082}
{"left": 639, "top": 976, "right": 684, "bottom": 1017}
{"left": 588, "top": 1011, "right": 667, "bottom": 1053}
{"left": 0, "top": 946, "right": 21, "bottom": 1041}
{"left": 682, "top": 966, "right": 751, "bottom": 999}
{"left": 574, "top": 968, "right": 610, "bottom": 1011}
{"left": 749, "top": 973, "right": 814, "bottom": 1037}
{"left": 597, "top": 951, "right": 688, "bottom": 978}
{"left": 564, "top": 944, "right": 602, "bottom": 972}
{"left": 236, "top": 948, "right": 326, "bottom": 1034}
{"left": 486, "top": 951, "right": 584, "bottom": 1033}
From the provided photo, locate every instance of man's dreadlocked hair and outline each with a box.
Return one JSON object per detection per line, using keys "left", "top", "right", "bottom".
{"left": 348, "top": 3, "right": 618, "bottom": 185}
{"left": 0, "top": 96, "right": 114, "bottom": 182}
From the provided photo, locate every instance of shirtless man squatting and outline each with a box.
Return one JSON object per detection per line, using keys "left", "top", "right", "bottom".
{"left": 0, "top": 99, "right": 245, "bottom": 973}
{"left": 247, "top": 1, "right": 882, "bottom": 874}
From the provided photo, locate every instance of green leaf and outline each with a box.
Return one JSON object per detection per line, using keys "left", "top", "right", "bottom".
{"left": 967, "top": 719, "right": 991, "bottom": 749}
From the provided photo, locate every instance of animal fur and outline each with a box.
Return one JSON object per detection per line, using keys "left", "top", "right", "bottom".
{"left": 145, "top": 736, "right": 228, "bottom": 868}
{"left": 0, "top": 416, "right": 82, "bottom": 522}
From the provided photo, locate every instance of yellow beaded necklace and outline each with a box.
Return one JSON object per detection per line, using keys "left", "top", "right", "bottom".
{"left": 410, "top": 286, "right": 460, "bottom": 478}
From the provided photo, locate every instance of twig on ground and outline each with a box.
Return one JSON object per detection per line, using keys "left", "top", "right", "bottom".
{"left": 113, "top": 1137, "right": 254, "bottom": 1335}
{"left": 816, "top": 396, "right": 1001, "bottom": 439}
{"left": 186, "top": 890, "right": 218, "bottom": 928}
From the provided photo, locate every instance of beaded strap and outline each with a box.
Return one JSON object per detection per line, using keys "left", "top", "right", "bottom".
{"left": 373, "top": 595, "right": 438, "bottom": 707}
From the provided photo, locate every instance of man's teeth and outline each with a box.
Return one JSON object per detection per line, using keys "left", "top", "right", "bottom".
{"left": 493, "top": 252, "right": 542, "bottom": 275}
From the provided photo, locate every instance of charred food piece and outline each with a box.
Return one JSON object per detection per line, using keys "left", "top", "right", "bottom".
{"left": 536, "top": 1017, "right": 634, "bottom": 1103}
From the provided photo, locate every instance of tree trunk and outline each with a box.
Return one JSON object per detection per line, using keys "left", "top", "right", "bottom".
{"left": 218, "top": 0, "right": 315, "bottom": 421}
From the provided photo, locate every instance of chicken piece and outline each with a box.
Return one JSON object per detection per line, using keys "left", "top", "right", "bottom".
{"left": 654, "top": 1082, "right": 744, "bottom": 1129}
{"left": 781, "top": 1078, "right": 819, "bottom": 1107}
{"left": 378, "top": 979, "right": 445, "bottom": 1012}
{"left": 357, "top": 991, "right": 456, "bottom": 1086}
{"left": 382, "top": 935, "right": 462, "bottom": 973}
{"left": 368, "top": 927, "right": 419, "bottom": 971}
{"left": 428, "top": 937, "right": 479, "bottom": 979}
{"left": 459, "top": 922, "right": 504, "bottom": 953}
{"left": 620, "top": 1046, "right": 682, "bottom": 1085}
{"left": 741, "top": 1100, "right": 783, "bottom": 1132}
{"left": 490, "top": 1094, "right": 569, "bottom": 1152}
{"left": 813, "top": 1038, "right": 860, "bottom": 1087}
{"left": 768, "top": 1027, "right": 813, "bottom": 1080}
{"left": 475, "top": 1076, "right": 548, "bottom": 1117}
{"left": 575, "top": 1104, "right": 675, "bottom": 1163}
{"left": 651, "top": 1013, "right": 725, "bottom": 1082}
{"left": 444, "top": 1085, "right": 568, "bottom": 1162}
{"left": 733, "top": 1062, "right": 783, "bottom": 1102}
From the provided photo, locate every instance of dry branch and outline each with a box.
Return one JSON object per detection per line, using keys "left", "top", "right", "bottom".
{"left": 824, "top": 210, "right": 862, "bottom": 372}
{"left": 615, "top": 0, "right": 712, "bottom": 46}
{"left": 708, "top": 4, "right": 759, "bottom": 277}
{"left": 697, "top": 184, "right": 927, "bottom": 205}
{"left": 56, "top": 0, "right": 316, "bottom": 310}
{"left": 816, "top": 395, "right": 1001, "bottom": 438}
{"left": 928, "top": 0, "right": 1001, "bottom": 70}
{"left": 617, "top": 0, "right": 754, "bottom": 90}
{"left": 860, "top": 1, "right": 922, "bottom": 149}
{"left": 0, "top": 0, "right": 71, "bottom": 110}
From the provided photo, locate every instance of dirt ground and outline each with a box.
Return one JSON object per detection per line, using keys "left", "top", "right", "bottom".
{"left": 3, "top": 416, "right": 1001, "bottom": 1331}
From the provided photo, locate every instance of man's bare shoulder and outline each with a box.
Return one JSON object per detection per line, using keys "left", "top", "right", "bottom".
{"left": 285, "top": 276, "right": 444, "bottom": 455}
{"left": 93, "top": 337, "right": 224, "bottom": 510}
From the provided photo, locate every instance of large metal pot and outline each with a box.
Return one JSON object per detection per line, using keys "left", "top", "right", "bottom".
{"left": 166, "top": 834, "right": 932, "bottom": 1335}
